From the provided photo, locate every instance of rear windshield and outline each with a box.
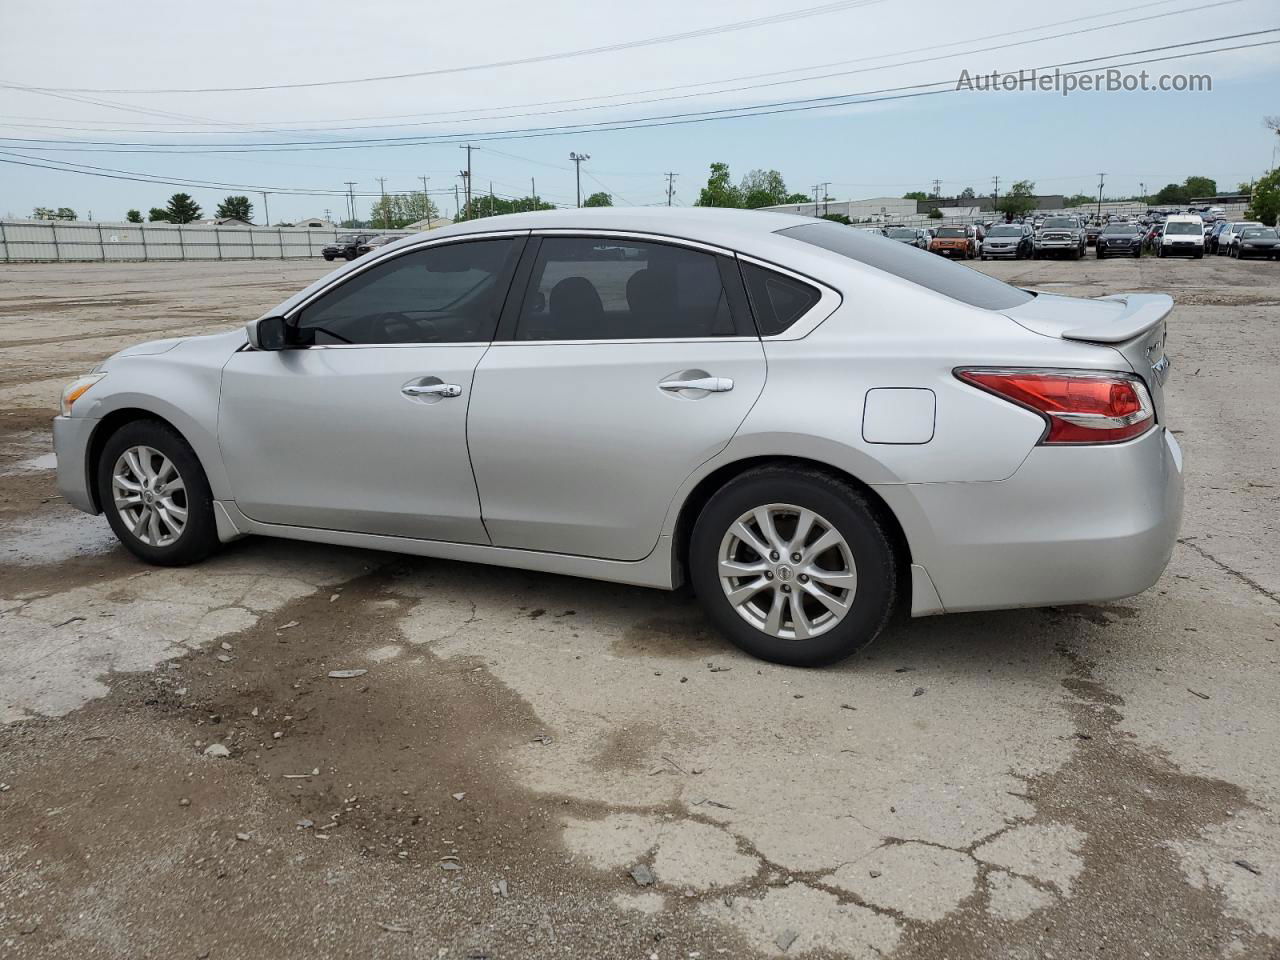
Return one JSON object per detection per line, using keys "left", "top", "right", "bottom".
{"left": 779, "top": 221, "right": 1034, "bottom": 311}
{"left": 935, "top": 227, "right": 967, "bottom": 238}
{"left": 987, "top": 226, "right": 1021, "bottom": 237}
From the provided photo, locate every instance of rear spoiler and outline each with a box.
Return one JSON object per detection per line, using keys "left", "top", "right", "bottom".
{"left": 1061, "top": 293, "right": 1173, "bottom": 343}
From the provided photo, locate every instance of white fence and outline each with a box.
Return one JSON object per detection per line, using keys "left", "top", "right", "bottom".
{"left": 0, "top": 221, "right": 417, "bottom": 263}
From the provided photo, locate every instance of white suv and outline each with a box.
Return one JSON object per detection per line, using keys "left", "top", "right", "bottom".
{"left": 1215, "top": 221, "right": 1262, "bottom": 256}
{"left": 1158, "top": 215, "right": 1205, "bottom": 259}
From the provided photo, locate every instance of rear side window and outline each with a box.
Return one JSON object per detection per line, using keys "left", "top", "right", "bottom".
{"left": 739, "top": 262, "right": 821, "bottom": 336}
{"left": 778, "top": 221, "right": 1034, "bottom": 311}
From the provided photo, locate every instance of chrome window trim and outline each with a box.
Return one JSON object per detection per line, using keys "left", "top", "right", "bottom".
{"left": 487, "top": 336, "right": 760, "bottom": 348}
{"left": 283, "top": 229, "right": 530, "bottom": 330}
{"left": 734, "top": 253, "right": 843, "bottom": 341}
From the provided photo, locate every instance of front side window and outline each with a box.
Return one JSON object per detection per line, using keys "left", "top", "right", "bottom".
{"left": 515, "top": 237, "right": 739, "bottom": 341}
{"left": 295, "top": 238, "right": 522, "bottom": 345}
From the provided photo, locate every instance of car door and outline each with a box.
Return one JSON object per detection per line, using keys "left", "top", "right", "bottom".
{"left": 219, "top": 234, "right": 525, "bottom": 542}
{"left": 467, "top": 233, "right": 767, "bottom": 561}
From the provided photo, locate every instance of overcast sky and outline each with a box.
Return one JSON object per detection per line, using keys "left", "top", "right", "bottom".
{"left": 1, "top": 0, "right": 1277, "bottom": 222}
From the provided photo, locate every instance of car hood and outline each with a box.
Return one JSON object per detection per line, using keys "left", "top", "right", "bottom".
{"left": 99, "top": 329, "right": 247, "bottom": 369}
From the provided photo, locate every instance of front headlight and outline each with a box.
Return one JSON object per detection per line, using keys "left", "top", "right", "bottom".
{"left": 60, "top": 373, "right": 106, "bottom": 416}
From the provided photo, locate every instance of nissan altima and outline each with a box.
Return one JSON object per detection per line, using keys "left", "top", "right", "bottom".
{"left": 54, "top": 208, "right": 1183, "bottom": 666}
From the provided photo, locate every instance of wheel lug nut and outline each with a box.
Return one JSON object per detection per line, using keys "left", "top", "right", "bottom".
{"left": 791, "top": 553, "right": 802, "bottom": 562}
{"left": 765, "top": 571, "right": 774, "bottom": 580}
{"left": 799, "top": 574, "right": 809, "bottom": 583}
{"left": 781, "top": 585, "right": 791, "bottom": 594}
{"left": 770, "top": 551, "right": 779, "bottom": 561}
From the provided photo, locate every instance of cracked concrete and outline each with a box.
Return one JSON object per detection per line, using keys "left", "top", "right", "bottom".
{"left": 1, "top": 257, "right": 1278, "bottom": 958}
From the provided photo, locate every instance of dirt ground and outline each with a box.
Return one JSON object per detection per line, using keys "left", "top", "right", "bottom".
{"left": 1, "top": 254, "right": 1278, "bottom": 960}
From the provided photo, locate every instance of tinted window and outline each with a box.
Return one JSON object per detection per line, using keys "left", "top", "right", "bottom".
{"left": 987, "top": 226, "right": 1021, "bottom": 237}
{"left": 1165, "top": 222, "right": 1200, "bottom": 235}
{"left": 1241, "top": 228, "right": 1275, "bottom": 238}
{"left": 887, "top": 228, "right": 916, "bottom": 239}
{"left": 779, "top": 221, "right": 1034, "bottom": 311}
{"left": 1043, "top": 218, "right": 1076, "bottom": 228}
{"left": 1102, "top": 224, "right": 1138, "bottom": 235}
{"left": 935, "top": 227, "right": 967, "bottom": 238}
{"left": 740, "top": 262, "right": 821, "bottom": 336}
{"left": 297, "top": 238, "right": 520, "bottom": 345}
{"left": 515, "top": 237, "right": 738, "bottom": 341}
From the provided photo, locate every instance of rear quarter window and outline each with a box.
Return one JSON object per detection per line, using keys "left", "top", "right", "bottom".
{"left": 738, "top": 262, "right": 821, "bottom": 336}
{"left": 778, "top": 221, "right": 1034, "bottom": 311}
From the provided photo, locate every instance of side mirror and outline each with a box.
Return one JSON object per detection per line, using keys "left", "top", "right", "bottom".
{"left": 247, "top": 315, "right": 289, "bottom": 351}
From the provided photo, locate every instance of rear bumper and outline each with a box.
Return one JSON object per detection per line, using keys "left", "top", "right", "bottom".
{"left": 53, "top": 415, "right": 99, "bottom": 514}
{"left": 879, "top": 427, "right": 1183, "bottom": 614}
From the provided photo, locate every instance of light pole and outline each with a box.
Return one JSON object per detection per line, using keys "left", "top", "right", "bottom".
{"left": 569, "top": 152, "right": 590, "bottom": 207}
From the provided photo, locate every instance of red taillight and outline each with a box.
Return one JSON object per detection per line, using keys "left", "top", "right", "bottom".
{"left": 955, "top": 368, "right": 1155, "bottom": 444}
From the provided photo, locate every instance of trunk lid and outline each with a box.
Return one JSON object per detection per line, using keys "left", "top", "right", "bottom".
{"left": 1003, "top": 292, "right": 1172, "bottom": 422}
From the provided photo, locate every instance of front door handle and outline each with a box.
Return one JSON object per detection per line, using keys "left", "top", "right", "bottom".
{"left": 659, "top": 376, "right": 734, "bottom": 394}
{"left": 402, "top": 382, "right": 462, "bottom": 398}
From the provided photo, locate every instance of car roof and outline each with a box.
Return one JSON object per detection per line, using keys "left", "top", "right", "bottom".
{"left": 415, "top": 206, "right": 816, "bottom": 247}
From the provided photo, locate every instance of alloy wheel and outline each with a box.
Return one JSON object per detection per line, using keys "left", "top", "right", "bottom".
{"left": 112, "top": 445, "right": 188, "bottom": 547}
{"left": 717, "top": 503, "right": 857, "bottom": 641}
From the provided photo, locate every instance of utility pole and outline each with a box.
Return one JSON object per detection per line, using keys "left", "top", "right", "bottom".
{"left": 376, "top": 177, "right": 389, "bottom": 229}
{"left": 569, "top": 152, "right": 590, "bottom": 207}
{"left": 418, "top": 175, "right": 432, "bottom": 228}
{"left": 531, "top": 177, "right": 536, "bottom": 209}
{"left": 260, "top": 192, "right": 270, "bottom": 226}
{"left": 454, "top": 184, "right": 461, "bottom": 220}
{"left": 992, "top": 175, "right": 1000, "bottom": 219}
{"left": 820, "top": 181, "right": 831, "bottom": 217}
{"left": 812, "top": 184, "right": 821, "bottom": 215}
{"left": 1096, "top": 172, "right": 1106, "bottom": 220}
{"left": 458, "top": 144, "right": 473, "bottom": 220}
{"left": 1139, "top": 181, "right": 1146, "bottom": 204}
{"left": 665, "top": 171, "right": 678, "bottom": 206}
{"left": 489, "top": 181, "right": 495, "bottom": 217}
{"left": 932, "top": 178, "right": 942, "bottom": 198}
{"left": 344, "top": 182, "right": 357, "bottom": 225}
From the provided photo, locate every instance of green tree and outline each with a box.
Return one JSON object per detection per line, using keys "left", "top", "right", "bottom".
{"left": 456, "top": 194, "right": 554, "bottom": 222}
{"left": 784, "top": 192, "right": 811, "bottom": 204}
{"left": 820, "top": 213, "right": 851, "bottom": 225}
{"left": 928, "top": 208, "right": 944, "bottom": 219}
{"left": 902, "top": 191, "right": 929, "bottom": 201}
{"left": 216, "top": 195, "right": 254, "bottom": 221}
{"left": 164, "top": 193, "right": 202, "bottom": 224}
{"left": 1245, "top": 167, "right": 1280, "bottom": 226}
{"left": 32, "top": 206, "right": 76, "bottom": 220}
{"left": 148, "top": 207, "right": 171, "bottom": 222}
{"left": 583, "top": 191, "right": 612, "bottom": 207}
{"left": 1064, "top": 193, "right": 1094, "bottom": 208}
{"left": 369, "top": 192, "right": 442, "bottom": 228}
{"left": 1183, "top": 175, "right": 1217, "bottom": 199}
{"left": 1237, "top": 182, "right": 1254, "bottom": 194}
{"left": 695, "top": 162, "right": 742, "bottom": 208}
{"left": 1153, "top": 183, "right": 1189, "bottom": 205}
{"left": 126, "top": 209, "right": 143, "bottom": 223}
{"left": 958, "top": 187, "right": 976, "bottom": 200}
{"left": 739, "top": 169, "right": 790, "bottom": 208}
{"left": 996, "top": 180, "right": 1037, "bottom": 219}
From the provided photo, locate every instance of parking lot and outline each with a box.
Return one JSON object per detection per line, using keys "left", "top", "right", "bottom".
{"left": 1, "top": 254, "right": 1278, "bottom": 958}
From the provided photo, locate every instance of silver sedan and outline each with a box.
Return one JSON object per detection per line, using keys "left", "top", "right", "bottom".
{"left": 54, "top": 208, "right": 1183, "bottom": 666}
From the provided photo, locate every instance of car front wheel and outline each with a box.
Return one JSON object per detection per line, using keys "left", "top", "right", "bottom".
{"left": 97, "top": 419, "right": 219, "bottom": 566}
{"left": 690, "top": 468, "right": 897, "bottom": 667}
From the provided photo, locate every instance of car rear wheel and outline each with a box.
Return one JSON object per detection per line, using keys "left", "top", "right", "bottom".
{"left": 97, "top": 420, "right": 219, "bottom": 567}
{"left": 323, "top": 254, "right": 335, "bottom": 261}
{"left": 690, "top": 468, "right": 897, "bottom": 667}
{"left": 344, "top": 251, "right": 358, "bottom": 261}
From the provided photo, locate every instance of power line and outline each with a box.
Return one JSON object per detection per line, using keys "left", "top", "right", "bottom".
{"left": 10, "top": 1, "right": 886, "bottom": 94}
{"left": 0, "top": 0, "right": 1239, "bottom": 138}
{"left": 4, "top": 31, "right": 1272, "bottom": 155}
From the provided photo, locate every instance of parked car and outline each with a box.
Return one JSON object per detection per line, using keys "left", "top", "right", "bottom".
{"left": 1034, "top": 216, "right": 1087, "bottom": 259}
{"left": 1207, "top": 221, "right": 1231, "bottom": 254}
{"left": 1216, "top": 222, "right": 1263, "bottom": 256}
{"left": 321, "top": 233, "right": 371, "bottom": 261}
{"left": 1095, "top": 223, "right": 1143, "bottom": 259}
{"left": 980, "top": 223, "right": 1034, "bottom": 260}
{"left": 357, "top": 235, "right": 398, "bottom": 256}
{"left": 53, "top": 208, "right": 1182, "bottom": 667}
{"left": 928, "top": 225, "right": 979, "bottom": 258}
{"left": 1228, "top": 226, "right": 1280, "bottom": 259}
{"left": 886, "top": 226, "right": 928, "bottom": 249}
{"left": 1144, "top": 223, "right": 1164, "bottom": 253}
{"left": 1085, "top": 222, "right": 1103, "bottom": 246}
{"left": 1157, "top": 215, "right": 1204, "bottom": 258}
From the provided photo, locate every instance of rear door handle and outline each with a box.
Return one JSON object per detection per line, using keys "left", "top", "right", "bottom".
{"left": 402, "top": 382, "right": 462, "bottom": 398}
{"left": 659, "top": 377, "right": 734, "bottom": 393}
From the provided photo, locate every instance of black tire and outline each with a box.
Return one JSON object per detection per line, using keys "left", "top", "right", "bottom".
{"left": 96, "top": 419, "right": 219, "bottom": 567}
{"left": 323, "top": 254, "right": 335, "bottom": 261}
{"left": 689, "top": 468, "right": 897, "bottom": 667}
{"left": 344, "top": 250, "right": 358, "bottom": 261}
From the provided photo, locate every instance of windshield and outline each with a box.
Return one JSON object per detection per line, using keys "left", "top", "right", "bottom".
{"left": 987, "top": 226, "right": 1022, "bottom": 237}
{"left": 1242, "top": 228, "right": 1277, "bottom": 239}
{"left": 1165, "top": 222, "right": 1201, "bottom": 235}
{"left": 935, "top": 227, "right": 967, "bottom": 238}
{"left": 1102, "top": 225, "right": 1138, "bottom": 235}
{"left": 1043, "top": 218, "right": 1076, "bottom": 228}
{"left": 779, "top": 221, "right": 1034, "bottom": 311}
{"left": 887, "top": 228, "right": 916, "bottom": 239}
{"left": 335, "top": 235, "right": 355, "bottom": 243}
